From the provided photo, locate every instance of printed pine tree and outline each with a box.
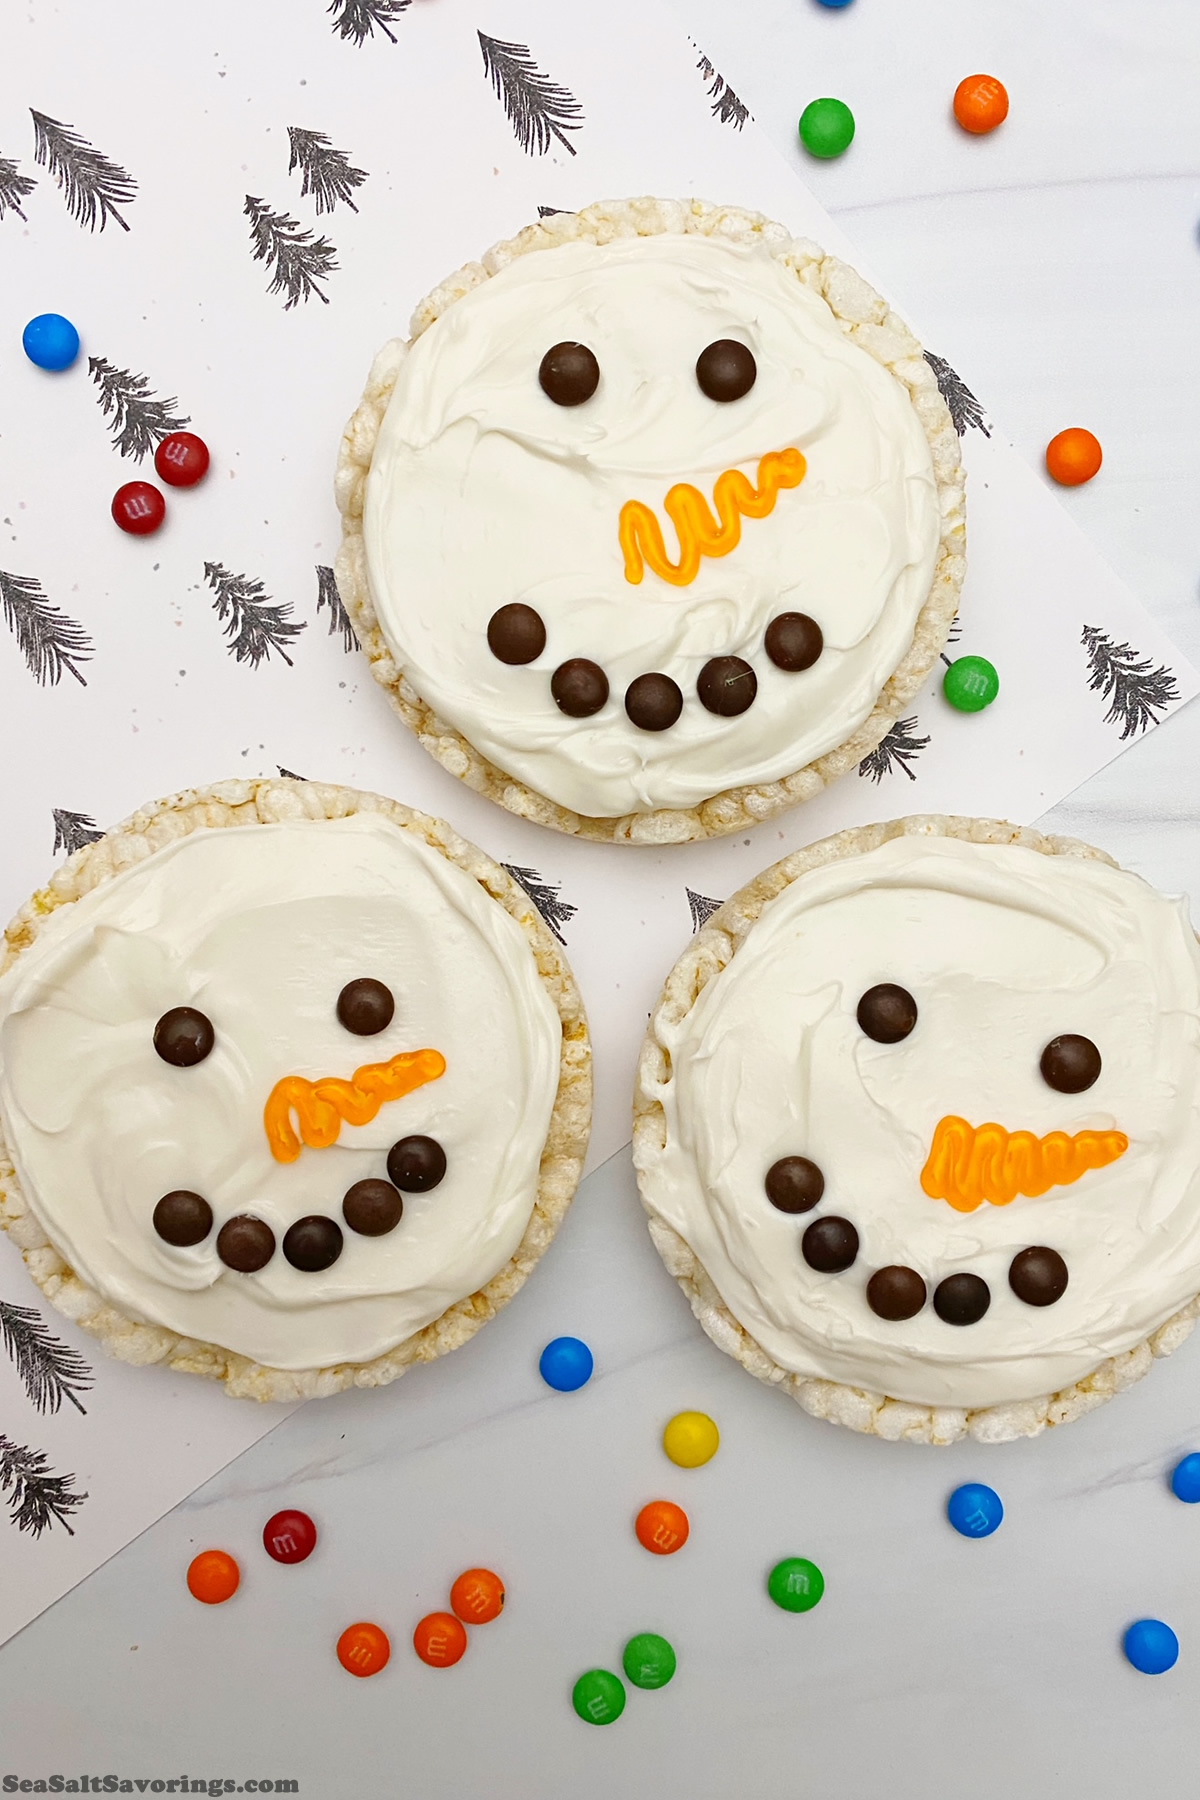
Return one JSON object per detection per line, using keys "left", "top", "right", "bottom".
{"left": 478, "top": 33, "right": 584, "bottom": 157}
{"left": 859, "top": 716, "right": 931, "bottom": 784}
{"left": 327, "top": 0, "right": 410, "bottom": 45}
{"left": 287, "top": 128, "right": 368, "bottom": 216}
{"left": 0, "top": 152, "right": 36, "bottom": 223}
{"left": 0, "top": 1303, "right": 92, "bottom": 1415}
{"left": 1, "top": 570, "right": 93, "bottom": 687}
{"left": 245, "top": 196, "right": 337, "bottom": 309}
{"left": 687, "top": 888, "right": 724, "bottom": 932}
{"left": 695, "top": 51, "right": 750, "bottom": 130}
{"left": 1081, "top": 626, "right": 1180, "bottom": 739}
{"left": 204, "top": 562, "right": 305, "bottom": 668}
{"left": 52, "top": 808, "right": 104, "bottom": 855}
{"left": 30, "top": 109, "right": 135, "bottom": 233}
{"left": 0, "top": 1435, "right": 87, "bottom": 1538}
{"left": 924, "top": 352, "right": 990, "bottom": 438}
{"left": 88, "top": 357, "right": 190, "bottom": 460}
{"left": 501, "top": 865, "right": 577, "bottom": 945}
{"left": 316, "top": 565, "right": 357, "bottom": 651}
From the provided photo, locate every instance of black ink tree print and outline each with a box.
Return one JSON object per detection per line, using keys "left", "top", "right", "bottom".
{"left": 205, "top": 563, "right": 305, "bottom": 668}
{"left": 695, "top": 51, "right": 750, "bottom": 130}
{"left": 1, "top": 571, "right": 93, "bottom": 687}
{"left": 859, "top": 716, "right": 931, "bottom": 784}
{"left": 327, "top": 0, "right": 410, "bottom": 45}
{"left": 502, "top": 865, "right": 577, "bottom": 945}
{"left": 0, "top": 152, "right": 36, "bottom": 222}
{"left": 88, "top": 358, "right": 190, "bottom": 461}
{"left": 245, "top": 197, "right": 337, "bottom": 310}
{"left": 52, "top": 809, "right": 103, "bottom": 855}
{"left": 0, "top": 1435, "right": 87, "bottom": 1538}
{"left": 0, "top": 1303, "right": 92, "bottom": 1416}
{"left": 687, "top": 888, "right": 724, "bottom": 932}
{"left": 1081, "top": 626, "right": 1180, "bottom": 739}
{"left": 316, "top": 565, "right": 356, "bottom": 651}
{"left": 288, "top": 128, "right": 368, "bottom": 216}
{"left": 30, "top": 110, "right": 135, "bottom": 234}
{"left": 478, "top": 34, "right": 584, "bottom": 158}
{"left": 925, "top": 352, "right": 990, "bottom": 439}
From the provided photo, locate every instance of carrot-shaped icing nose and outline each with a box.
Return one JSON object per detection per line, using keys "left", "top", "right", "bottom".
{"left": 264, "top": 1048, "right": 446, "bottom": 1164}
{"left": 920, "top": 1115, "right": 1128, "bottom": 1214}
{"left": 619, "top": 448, "right": 806, "bottom": 587}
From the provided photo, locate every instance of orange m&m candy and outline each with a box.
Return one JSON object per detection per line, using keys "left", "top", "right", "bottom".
{"left": 414, "top": 1610, "right": 469, "bottom": 1668}
{"left": 635, "top": 1499, "right": 690, "bottom": 1556}
{"left": 450, "top": 1567, "right": 505, "bottom": 1625}
{"left": 1045, "top": 427, "right": 1103, "bottom": 487}
{"left": 953, "top": 74, "right": 1009, "bottom": 135}
{"left": 186, "top": 1549, "right": 240, "bottom": 1605}
{"left": 337, "top": 1621, "right": 391, "bottom": 1678}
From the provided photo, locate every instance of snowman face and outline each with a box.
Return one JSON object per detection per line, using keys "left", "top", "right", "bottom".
{"left": 364, "top": 233, "right": 941, "bottom": 818}
{"left": 0, "top": 814, "right": 561, "bottom": 1370}
{"left": 640, "top": 835, "right": 1200, "bottom": 1410}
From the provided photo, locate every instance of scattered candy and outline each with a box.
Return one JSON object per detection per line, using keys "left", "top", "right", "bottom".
{"left": 947, "top": 1482, "right": 1004, "bottom": 1539}
{"left": 413, "top": 1610, "right": 469, "bottom": 1668}
{"left": 1123, "top": 1618, "right": 1179, "bottom": 1675}
{"left": 337, "top": 1621, "right": 391, "bottom": 1678}
{"left": 112, "top": 480, "right": 166, "bottom": 536}
{"left": 1045, "top": 426, "right": 1103, "bottom": 487}
{"left": 953, "top": 74, "right": 1010, "bottom": 135}
{"left": 262, "top": 1508, "right": 317, "bottom": 1564}
{"left": 799, "top": 96, "right": 856, "bottom": 160}
{"left": 186, "top": 1549, "right": 240, "bottom": 1605}
{"left": 154, "top": 430, "right": 211, "bottom": 488}
{"left": 767, "top": 1556, "right": 825, "bottom": 1613}
{"left": 622, "top": 1631, "right": 677, "bottom": 1690}
{"left": 539, "top": 1335, "right": 594, "bottom": 1392}
{"left": 943, "top": 654, "right": 1000, "bottom": 713}
{"left": 450, "top": 1567, "right": 505, "bottom": 1625}
{"left": 635, "top": 1499, "right": 690, "bottom": 1556}
{"left": 663, "top": 1410, "right": 720, "bottom": 1468}
{"left": 1171, "top": 1452, "right": 1200, "bottom": 1502}
{"left": 814, "top": 0, "right": 856, "bottom": 8}
{"left": 22, "top": 312, "right": 80, "bottom": 371}
{"left": 572, "top": 1668, "right": 626, "bottom": 1725}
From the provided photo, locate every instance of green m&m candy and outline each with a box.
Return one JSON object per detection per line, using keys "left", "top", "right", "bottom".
{"left": 572, "top": 1668, "right": 626, "bottom": 1725}
{"left": 799, "top": 97, "right": 855, "bottom": 160}
{"left": 622, "top": 1631, "right": 677, "bottom": 1690}
{"left": 768, "top": 1556, "right": 825, "bottom": 1613}
{"left": 943, "top": 654, "right": 1000, "bottom": 713}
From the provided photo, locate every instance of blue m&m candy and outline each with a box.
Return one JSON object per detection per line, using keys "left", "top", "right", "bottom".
{"left": 814, "top": 0, "right": 856, "bottom": 8}
{"left": 22, "top": 313, "right": 81, "bottom": 371}
{"left": 539, "top": 1336, "right": 594, "bottom": 1392}
{"left": 1124, "top": 1619, "right": 1179, "bottom": 1675}
{"left": 947, "top": 1482, "right": 1004, "bottom": 1538}
{"left": 1171, "top": 1452, "right": 1200, "bottom": 1502}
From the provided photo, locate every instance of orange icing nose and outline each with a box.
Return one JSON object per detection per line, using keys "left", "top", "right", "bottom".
{"left": 264, "top": 1048, "right": 446, "bottom": 1164}
{"left": 920, "top": 1115, "right": 1128, "bottom": 1214}
{"left": 618, "top": 449, "right": 807, "bottom": 587}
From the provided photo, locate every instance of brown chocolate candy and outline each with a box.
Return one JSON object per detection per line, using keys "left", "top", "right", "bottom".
{"left": 342, "top": 1178, "right": 404, "bottom": 1238}
{"left": 539, "top": 341, "right": 600, "bottom": 406}
{"left": 1008, "top": 1246, "right": 1069, "bottom": 1307}
{"left": 625, "top": 672, "right": 683, "bottom": 732}
{"left": 933, "top": 1272, "right": 990, "bottom": 1325}
{"left": 216, "top": 1215, "right": 276, "bottom": 1273}
{"left": 153, "top": 1006, "right": 215, "bottom": 1067}
{"left": 387, "top": 1134, "right": 447, "bottom": 1194}
{"left": 697, "top": 656, "right": 757, "bottom": 717}
{"left": 283, "top": 1214, "right": 344, "bottom": 1272}
{"left": 337, "top": 978, "right": 395, "bottom": 1036}
{"left": 1039, "top": 1034, "right": 1101, "bottom": 1094}
{"left": 866, "top": 1265, "right": 927, "bottom": 1321}
{"left": 153, "top": 1190, "right": 213, "bottom": 1248}
{"left": 764, "top": 612, "right": 823, "bottom": 672}
{"left": 856, "top": 984, "right": 918, "bottom": 1044}
{"left": 695, "top": 339, "right": 757, "bottom": 402}
{"left": 802, "top": 1215, "right": 859, "bottom": 1273}
{"left": 487, "top": 603, "right": 546, "bottom": 665}
{"left": 551, "top": 658, "right": 609, "bottom": 718}
{"left": 764, "top": 1156, "right": 825, "bottom": 1214}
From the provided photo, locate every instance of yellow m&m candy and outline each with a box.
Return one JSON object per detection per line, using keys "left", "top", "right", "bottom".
{"left": 662, "top": 1410, "right": 720, "bottom": 1468}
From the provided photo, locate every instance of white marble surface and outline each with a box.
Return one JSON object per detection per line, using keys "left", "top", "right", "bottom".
{"left": 3, "top": 2, "right": 1200, "bottom": 1795}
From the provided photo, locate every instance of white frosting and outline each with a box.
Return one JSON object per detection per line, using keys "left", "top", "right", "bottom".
{"left": 364, "top": 234, "right": 940, "bottom": 817}
{"left": 638, "top": 836, "right": 1200, "bottom": 1409}
{"left": 0, "top": 816, "right": 561, "bottom": 1370}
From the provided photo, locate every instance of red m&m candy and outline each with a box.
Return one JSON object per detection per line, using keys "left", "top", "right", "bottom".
{"left": 112, "top": 481, "right": 165, "bottom": 536}
{"left": 155, "top": 431, "right": 210, "bottom": 488}
{"left": 262, "top": 1508, "right": 317, "bottom": 1564}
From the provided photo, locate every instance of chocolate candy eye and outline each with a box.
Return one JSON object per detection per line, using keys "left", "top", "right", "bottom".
{"left": 625, "top": 672, "right": 683, "bottom": 732}
{"left": 153, "top": 1190, "right": 213, "bottom": 1247}
{"left": 342, "top": 1179, "right": 404, "bottom": 1237}
{"left": 216, "top": 1215, "right": 275, "bottom": 1272}
{"left": 539, "top": 342, "right": 600, "bottom": 406}
{"left": 387, "top": 1135, "right": 447, "bottom": 1193}
{"left": 154, "top": 1007, "right": 215, "bottom": 1067}
{"left": 551, "top": 658, "right": 609, "bottom": 718}
{"left": 488, "top": 603, "right": 547, "bottom": 666}
{"left": 764, "top": 1156, "right": 824, "bottom": 1214}
{"left": 283, "top": 1215, "right": 344, "bottom": 1272}
{"left": 933, "top": 1272, "right": 990, "bottom": 1325}
{"left": 695, "top": 339, "right": 757, "bottom": 402}
{"left": 697, "top": 656, "right": 757, "bottom": 717}
{"left": 1039, "top": 1034, "right": 1101, "bottom": 1093}
{"left": 801, "top": 1215, "right": 858, "bottom": 1273}
{"left": 856, "top": 984, "right": 917, "bottom": 1044}
{"left": 867, "top": 1266, "right": 927, "bottom": 1321}
{"left": 765, "top": 613, "right": 823, "bottom": 672}
{"left": 337, "top": 979, "right": 395, "bottom": 1036}
{"left": 1008, "top": 1246, "right": 1069, "bottom": 1307}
